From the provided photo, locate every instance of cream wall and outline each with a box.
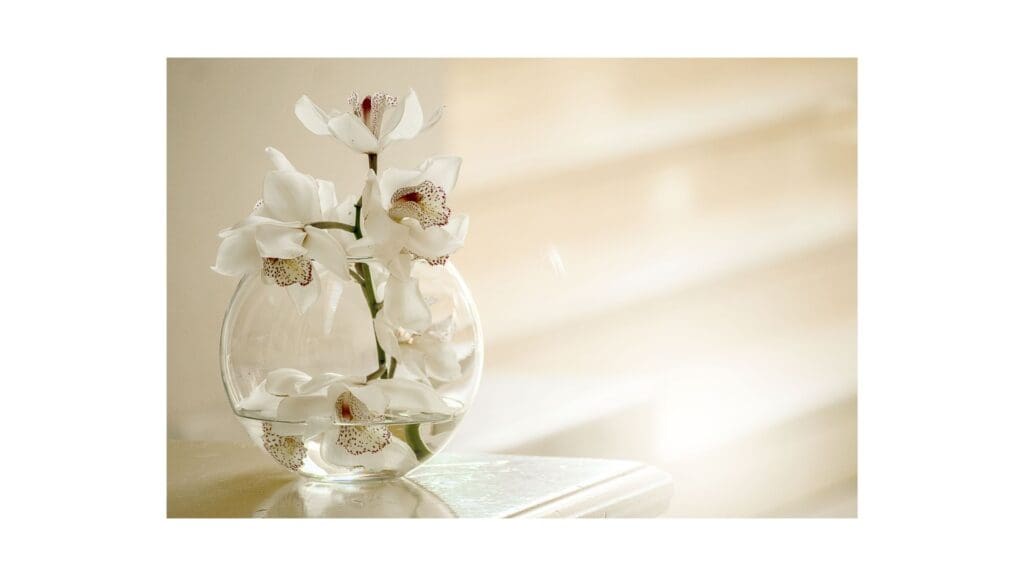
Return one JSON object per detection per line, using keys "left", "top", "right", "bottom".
{"left": 168, "top": 59, "right": 857, "bottom": 516}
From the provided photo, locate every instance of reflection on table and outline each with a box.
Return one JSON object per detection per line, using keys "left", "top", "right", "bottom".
{"left": 168, "top": 441, "right": 672, "bottom": 518}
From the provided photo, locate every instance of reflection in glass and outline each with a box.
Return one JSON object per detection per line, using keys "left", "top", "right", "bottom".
{"left": 253, "top": 478, "right": 455, "bottom": 518}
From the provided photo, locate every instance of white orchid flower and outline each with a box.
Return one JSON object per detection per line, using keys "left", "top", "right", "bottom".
{"left": 248, "top": 369, "right": 452, "bottom": 472}
{"left": 361, "top": 156, "right": 469, "bottom": 266}
{"left": 375, "top": 314, "right": 463, "bottom": 383}
{"left": 212, "top": 147, "right": 350, "bottom": 314}
{"left": 294, "top": 89, "right": 443, "bottom": 154}
{"left": 371, "top": 256, "right": 462, "bottom": 382}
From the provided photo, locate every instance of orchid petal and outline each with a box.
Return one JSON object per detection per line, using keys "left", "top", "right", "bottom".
{"left": 342, "top": 384, "right": 389, "bottom": 416}
{"left": 325, "top": 381, "right": 385, "bottom": 415}
{"left": 296, "top": 372, "right": 346, "bottom": 395}
{"left": 344, "top": 238, "right": 376, "bottom": 260}
{"left": 368, "top": 260, "right": 389, "bottom": 297}
{"left": 397, "top": 346, "right": 429, "bottom": 380}
{"left": 360, "top": 171, "right": 386, "bottom": 208}
{"left": 302, "top": 415, "right": 335, "bottom": 441}
{"left": 383, "top": 273, "right": 431, "bottom": 332}
{"left": 418, "top": 156, "right": 462, "bottom": 196}
{"left": 319, "top": 431, "right": 416, "bottom": 471}
{"left": 294, "top": 95, "right": 333, "bottom": 136}
{"left": 381, "top": 89, "right": 424, "bottom": 147}
{"left": 261, "top": 422, "right": 308, "bottom": 470}
{"left": 363, "top": 200, "right": 410, "bottom": 264}
{"left": 414, "top": 336, "right": 463, "bottom": 381}
{"left": 264, "top": 146, "right": 296, "bottom": 171}
{"left": 326, "top": 192, "right": 360, "bottom": 228}
{"left": 424, "top": 105, "right": 444, "bottom": 131}
{"left": 238, "top": 382, "right": 283, "bottom": 413}
{"left": 374, "top": 378, "right": 453, "bottom": 415}
{"left": 318, "top": 388, "right": 393, "bottom": 461}
{"left": 265, "top": 368, "right": 312, "bottom": 395}
{"left": 264, "top": 421, "right": 307, "bottom": 437}
{"left": 379, "top": 167, "right": 423, "bottom": 200}
{"left": 316, "top": 179, "right": 338, "bottom": 218}
{"left": 263, "top": 171, "right": 323, "bottom": 223}
{"left": 327, "top": 113, "right": 379, "bottom": 153}
{"left": 303, "top": 225, "right": 349, "bottom": 280}
{"left": 278, "top": 395, "right": 333, "bottom": 422}
{"left": 403, "top": 213, "right": 469, "bottom": 259}
{"left": 286, "top": 270, "right": 320, "bottom": 315}
{"left": 211, "top": 228, "right": 261, "bottom": 276}
{"left": 374, "top": 316, "right": 402, "bottom": 361}
{"left": 255, "top": 225, "right": 307, "bottom": 259}
{"left": 218, "top": 214, "right": 300, "bottom": 238}
{"left": 387, "top": 253, "right": 414, "bottom": 281}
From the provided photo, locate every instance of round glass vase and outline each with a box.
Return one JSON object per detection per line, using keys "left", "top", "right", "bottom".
{"left": 220, "top": 257, "right": 483, "bottom": 483}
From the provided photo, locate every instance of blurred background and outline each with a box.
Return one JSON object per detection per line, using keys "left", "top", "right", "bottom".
{"left": 168, "top": 58, "right": 856, "bottom": 517}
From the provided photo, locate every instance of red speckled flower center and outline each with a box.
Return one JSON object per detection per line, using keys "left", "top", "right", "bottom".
{"left": 388, "top": 180, "right": 451, "bottom": 229}
{"left": 395, "top": 190, "right": 422, "bottom": 203}
{"left": 334, "top": 391, "right": 391, "bottom": 455}
{"left": 262, "top": 256, "right": 313, "bottom": 287}
{"left": 348, "top": 91, "right": 398, "bottom": 138}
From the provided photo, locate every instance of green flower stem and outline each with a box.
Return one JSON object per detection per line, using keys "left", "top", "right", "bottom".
{"left": 308, "top": 221, "right": 356, "bottom": 233}
{"left": 353, "top": 152, "right": 387, "bottom": 380}
{"left": 405, "top": 423, "right": 432, "bottom": 460}
{"left": 364, "top": 364, "right": 387, "bottom": 382}
{"left": 353, "top": 263, "right": 380, "bottom": 313}
{"left": 354, "top": 261, "right": 386, "bottom": 373}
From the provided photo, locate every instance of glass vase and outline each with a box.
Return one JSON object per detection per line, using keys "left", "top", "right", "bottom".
{"left": 220, "top": 257, "right": 483, "bottom": 482}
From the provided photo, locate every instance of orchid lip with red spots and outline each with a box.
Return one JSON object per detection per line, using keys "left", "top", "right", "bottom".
{"left": 262, "top": 421, "right": 307, "bottom": 471}
{"left": 360, "top": 156, "right": 469, "bottom": 267}
{"left": 262, "top": 256, "right": 313, "bottom": 287}
{"left": 348, "top": 91, "right": 399, "bottom": 140}
{"left": 388, "top": 180, "right": 452, "bottom": 229}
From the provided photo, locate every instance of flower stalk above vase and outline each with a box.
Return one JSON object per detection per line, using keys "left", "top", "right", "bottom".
{"left": 214, "top": 89, "right": 476, "bottom": 480}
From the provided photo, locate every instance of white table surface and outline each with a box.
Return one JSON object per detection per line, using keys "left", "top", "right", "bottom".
{"left": 168, "top": 440, "right": 673, "bottom": 518}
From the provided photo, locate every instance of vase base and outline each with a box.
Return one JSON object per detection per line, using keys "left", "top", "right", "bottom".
{"left": 297, "top": 469, "right": 403, "bottom": 484}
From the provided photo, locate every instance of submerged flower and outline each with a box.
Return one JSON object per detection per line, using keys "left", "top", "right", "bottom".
{"left": 212, "top": 147, "right": 350, "bottom": 314}
{"left": 247, "top": 369, "right": 452, "bottom": 472}
{"left": 261, "top": 422, "right": 307, "bottom": 472}
{"left": 362, "top": 156, "right": 469, "bottom": 266}
{"left": 294, "top": 89, "right": 443, "bottom": 154}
